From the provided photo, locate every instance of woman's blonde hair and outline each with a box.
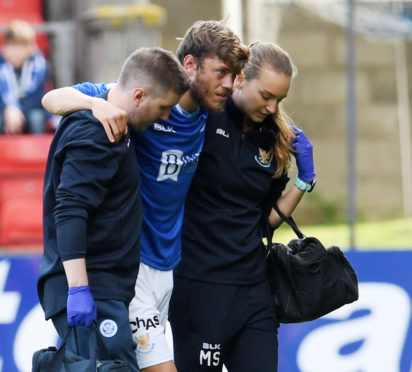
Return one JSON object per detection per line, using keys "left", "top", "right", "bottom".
{"left": 244, "top": 42, "right": 297, "bottom": 178}
{"left": 272, "top": 108, "right": 294, "bottom": 178}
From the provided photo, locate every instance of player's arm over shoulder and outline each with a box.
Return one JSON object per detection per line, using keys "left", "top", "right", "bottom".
{"left": 42, "top": 86, "right": 97, "bottom": 116}
{"left": 42, "top": 82, "right": 126, "bottom": 143}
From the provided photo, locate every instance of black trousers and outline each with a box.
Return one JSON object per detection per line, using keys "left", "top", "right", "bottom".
{"left": 169, "top": 278, "right": 279, "bottom": 372}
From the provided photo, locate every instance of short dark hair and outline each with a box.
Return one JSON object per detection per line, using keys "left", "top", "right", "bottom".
{"left": 176, "top": 20, "right": 249, "bottom": 75}
{"left": 118, "top": 47, "right": 190, "bottom": 97}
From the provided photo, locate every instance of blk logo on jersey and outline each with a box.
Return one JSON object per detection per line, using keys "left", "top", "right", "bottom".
{"left": 157, "top": 149, "right": 199, "bottom": 182}
{"left": 130, "top": 315, "right": 160, "bottom": 333}
{"left": 255, "top": 148, "right": 273, "bottom": 168}
{"left": 153, "top": 123, "right": 176, "bottom": 133}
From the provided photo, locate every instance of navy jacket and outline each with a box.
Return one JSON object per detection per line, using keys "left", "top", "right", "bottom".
{"left": 38, "top": 108, "right": 141, "bottom": 319}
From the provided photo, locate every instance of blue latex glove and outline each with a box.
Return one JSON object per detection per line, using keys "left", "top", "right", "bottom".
{"left": 291, "top": 126, "right": 316, "bottom": 182}
{"left": 67, "top": 285, "right": 97, "bottom": 327}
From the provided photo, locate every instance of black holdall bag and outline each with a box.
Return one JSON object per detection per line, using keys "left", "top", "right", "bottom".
{"left": 32, "top": 322, "right": 132, "bottom": 372}
{"left": 264, "top": 204, "right": 359, "bottom": 323}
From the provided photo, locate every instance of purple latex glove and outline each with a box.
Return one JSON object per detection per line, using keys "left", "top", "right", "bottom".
{"left": 67, "top": 285, "right": 97, "bottom": 327}
{"left": 291, "top": 126, "right": 315, "bottom": 182}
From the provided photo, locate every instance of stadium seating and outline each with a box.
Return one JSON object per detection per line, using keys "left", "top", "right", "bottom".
{"left": 0, "top": 0, "right": 53, "bottom": 250}
{"left": 0, "top": 134, "right": 53, "bottom": 249}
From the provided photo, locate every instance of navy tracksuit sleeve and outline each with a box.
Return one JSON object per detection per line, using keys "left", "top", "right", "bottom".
{"left": 54, "top": 136, "right": 124, "bottom": 261}
{"left": 260, "top": 173, "right": 290, "bottom": 215}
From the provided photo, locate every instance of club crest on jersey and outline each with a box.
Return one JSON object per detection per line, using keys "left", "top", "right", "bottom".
{"left": 255, "top": 148, "right": 273, "bottom": 168}
{"left": 135, "top": 333, "right": 155, "bottom": 354}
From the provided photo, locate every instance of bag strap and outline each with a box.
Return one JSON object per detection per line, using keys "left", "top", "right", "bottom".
{"left": 262, "top": 213, "right": 274, "bottom": 248}
{"left": 47, "top": 327, "right": 71, "bottom": 372}
{"left": 88, "top": 325, "right": 98, "bottom": 371}
{"left": 47, "top": 321, "right": 111, "bottom": 372}
{"left": 273, "top": 203, "right": 305, "bottom": 239}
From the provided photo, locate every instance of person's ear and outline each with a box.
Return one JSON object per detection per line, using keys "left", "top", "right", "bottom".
{"left": 133, "top": 88, "right": 145, "bottom": 107}
{"left": 183, "top": 55, "right": 198, "bottom": 78}
{"left": 235, "top": 73, "right": 245, "bottom": 90}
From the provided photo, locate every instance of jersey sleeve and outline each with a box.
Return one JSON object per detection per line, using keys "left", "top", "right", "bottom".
{"left": 72, "top": 82, "right": 111, "bottom": 96}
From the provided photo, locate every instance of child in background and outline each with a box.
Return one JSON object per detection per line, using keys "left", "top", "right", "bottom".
{"left": 0, "top": 19, "right": 50, "bottom": 134}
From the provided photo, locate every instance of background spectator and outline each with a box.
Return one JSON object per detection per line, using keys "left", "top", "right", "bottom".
{"left": 0, "top": 19, "right": 50, "bottom": 134}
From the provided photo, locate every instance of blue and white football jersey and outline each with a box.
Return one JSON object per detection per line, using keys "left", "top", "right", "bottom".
{"left": 73, "top": 82, "right": 208, "bottom": 270}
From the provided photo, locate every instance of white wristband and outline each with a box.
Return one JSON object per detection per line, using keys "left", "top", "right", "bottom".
{"left": 294, "top": 176, "right": 316, "bottom": 192}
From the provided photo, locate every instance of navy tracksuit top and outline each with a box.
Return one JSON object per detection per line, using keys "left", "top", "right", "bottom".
{"left": 38, "top": 107, "right": 141, "bottom": 319}
{"left": 176, "top": 96, "right": 289, "bottom": 285}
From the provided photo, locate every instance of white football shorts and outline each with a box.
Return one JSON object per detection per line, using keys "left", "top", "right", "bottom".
{"left": 129, "top": 262, "right": 174, "bottom": 369}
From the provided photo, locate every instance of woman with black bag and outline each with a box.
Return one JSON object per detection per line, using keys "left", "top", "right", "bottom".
{"left": 169, "top": 41, "right": 316, "bottom": 372}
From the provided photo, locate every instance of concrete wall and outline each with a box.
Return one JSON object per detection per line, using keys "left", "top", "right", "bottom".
{"left": 269, "top": 4, "right": 410, "bottom": 222}
{"left": 151, "top": 0, "right": 222, "bottom": 54}
{"left": 44, "top": 0, "right": 165, "bottom": 83}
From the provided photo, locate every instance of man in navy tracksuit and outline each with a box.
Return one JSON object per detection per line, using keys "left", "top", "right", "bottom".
{"left": 37, "top": 47, "right": 189, "bottom": 370}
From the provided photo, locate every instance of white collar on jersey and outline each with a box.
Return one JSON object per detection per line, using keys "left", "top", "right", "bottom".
{"left": 175, "top": 104, "right": 200, "bottom": 119}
